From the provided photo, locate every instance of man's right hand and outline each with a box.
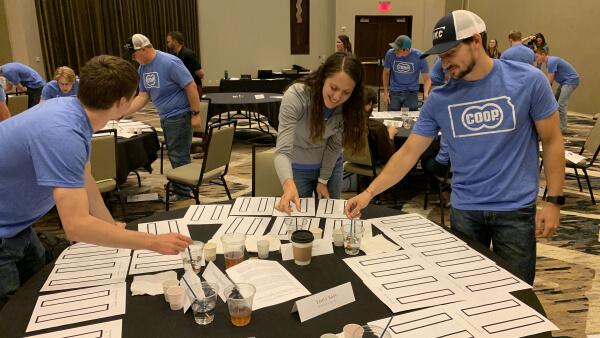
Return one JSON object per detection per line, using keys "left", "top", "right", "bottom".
{"left": 151, "top": 233, "right": 193, "bottom": 255}
{"left": 384, "top": 93, "right": 391, "bottom": 106}
{"left": 344, "top": 191, "right": 373, "bottom": 219}
{"left": 275, "top": 179, "right": 301, "bottom": 216}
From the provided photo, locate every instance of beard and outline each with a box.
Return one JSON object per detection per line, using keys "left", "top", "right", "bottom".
{"left": 451, "top": 55, "right": 476, "bottom": 80}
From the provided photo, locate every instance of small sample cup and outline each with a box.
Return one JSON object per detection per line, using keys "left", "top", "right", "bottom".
{"left": 309, "top": 227, "right": 323, "bottom": 239}
{"left": 137, "top": 127, "right": 143, "bottom": 134}
{"left": 341, "top": 222, "right": 365, "bottom": 256}
{"left": 352, "top": 324, "right": 392, "bottom": 338}
{"left": 291, "top": 230, "right": 314, "bottom": 266}
{"left": 221, "top": 233, "right": 246, "bottom": 269}
{"left": 343, "top": 324, "right": 362, "bottom": 338}
{"left": 204, "top": 243, "right": 217, "bottom": 262}
{"left": 256, "top": 240, "right": 270, "bottom": 259}
{"left": 128, "top": 127, "right": 134, "bottom": 134}
{"left": 162, "top": 279, "right": 179, "bottom": 302}
{"left": 333, "top": 228, "right": 344, "bottom": 247}
{"left": 186, "top": 282, "right": 219, "bottom": 325}
{"left": 167, "top": 285, "right": 185, "bottom": 310}
{"left": 224, "top": 283, "right": 256, "bottom": 327}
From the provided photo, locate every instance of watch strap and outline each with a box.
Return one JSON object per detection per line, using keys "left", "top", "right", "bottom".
{"left": 546, "top": 195, "right": 565, "bottom": 205}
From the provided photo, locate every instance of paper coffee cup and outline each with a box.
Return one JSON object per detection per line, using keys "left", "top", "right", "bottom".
{"left": 291, "top": 230, "right": 314, "bottom": 266}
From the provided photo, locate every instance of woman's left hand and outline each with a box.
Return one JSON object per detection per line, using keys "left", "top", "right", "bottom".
{"left": 316, "top": 183, "right": 330, "bottom": 199}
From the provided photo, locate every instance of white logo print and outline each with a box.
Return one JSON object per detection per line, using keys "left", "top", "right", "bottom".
{"left": 144, "top": 72, "right": 160, "bottom": 89}
{"left": 393, "top": 61, "right": 414, "bottom": 74}
{"left": 433, "top": 26, "right": 445, "bottom": 39}
{"left": 448, "top": 97, "right": 516, "bottom": 138}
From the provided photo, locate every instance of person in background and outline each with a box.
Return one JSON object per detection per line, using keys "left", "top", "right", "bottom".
{"left": 336, "top": 35, "right": 352, "bottom": 53}
{"left": 364, "top": 87, "right": 396, "bottom": 165}
{"left": 422, "top": 135, "right": 451, "bottom": 206}
{"left": 0, "top": 62, "right": 46, "bottom": 108}
{"left": 383, "top": 35, "right": 431, "bottom": 111}
{"left": 40, "top": 66, "right": 79, "bottom": 103}
{"left": 429, "top": 56, "right": 451, "bottom": 88}
{"left": 535, "top": 48, "right": 580, "bottom": 134}
{"left": 500, "top": 30, "right": 536, "bottom": 66}
{"left": 0, "top": 84, "right": 10, "bottom": 122}
{"left": 523, "top": 33, "right": 549, "bottom": 54}
{"left": 166, "top": 31, "right": 204, "bottom": 98}
{"left": 487, "top": 39, "right": 501, "bottom": 59}
{"left": 274, "top": 52, "right": 367, "bottom": 216}
{"left": 0, "top": 55, "right": 192, "bottom": 310}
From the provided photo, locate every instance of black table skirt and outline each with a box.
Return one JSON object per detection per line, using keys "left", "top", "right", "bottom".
{"left": 204, "top": 93, "right": 282, "bottom": 130}
{"left": 0, "top": 202, "right": 550, "bottom": 338}
{"left": 116, "top": 130, "right": 160, "bottom": 185}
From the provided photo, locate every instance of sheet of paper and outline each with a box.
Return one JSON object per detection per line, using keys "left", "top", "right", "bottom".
{"left": 445, "top": 263, "right": 531, "bottom": 294}
{"left": 183, "top": 204, "right": 231, "bottom": 224}
{"left": 138, "top": 218, "right": 190, "bottom": 237}
{"left": 211, "top": 216, "right": 271, "bottom": 240}
{"left": 25, "top": 320, "right": 122, "bottom": 338}
{"left": 226, "top": 260, "right": 310, "bottom": 310}
{"left": 565, "top": 150, "right": 586, "bottom": 164}
{"left": 55, "top": 242, "right": 131, "bottom": 264}
{"left": 254, "top": 94, "right": 265, "bottom": 99}
{"left": 368, "top": 307, "right": 476, "bottom": 338}
{"left": 383, "top": 119, "right": 403, "bottom": 128}
{"left": 26, "top": 283, "right": 127, "bottom": 333}
{"left": 416, "top": 242, "right": 496, "bottom": 272}
{"left": 272, "top": 197, "right": 316, "bottom": 217}
{"left": 343, "top": 251, "right": 430, "bottom": 282}
{"left": 362, "top": 272, "right": 465, "bottom": 313}
{"left": 269, "top": 217, "right": 321, "bottom": 241}
{"left": 230, "top": 197, "right": 276, "bottom": 216}
{"left": 443, "top": 294, "right": 559, "bottom": 337}
{"left": 280, "top": 239, "right": 334, "bottom": 261}
{"left": 129, "top": 250, "right": 183, "bottom": 275}
{"left": 315, "top": 199, "right": 348, "bottom": 219}
{"left": 202, "top": 261, "right": 233, "bottom": 302}
{"left": 41, "top": 256, "right": 130, "bottom": 292}
{"left": 323, "top": 219, "right": 372, "bottom": 242}
{"left": 127, "top": 193, "right": 159, "bottom": 202}
{"left": 291, "top": 282, "right": 355, "bottom": 322}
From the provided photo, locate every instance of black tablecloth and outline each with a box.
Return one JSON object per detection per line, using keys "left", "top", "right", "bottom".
{"left": 0, "top": 203, "right": 550, "bottom": 338}
{"left": 220, "top": 78, "right": 292, "bottom": 94}
{"left": 116, "top": 130, "right": 160, "bottom": 186}
{"left": 204, "top": 93, "right": 283, "bottom": 130}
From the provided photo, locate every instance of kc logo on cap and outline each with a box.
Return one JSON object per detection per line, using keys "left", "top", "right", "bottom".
{"left": 449, "top": 97, "right": 516, "bottom": 138}
{"left": 433, "top": 26, "right": 445, "bottom": 40}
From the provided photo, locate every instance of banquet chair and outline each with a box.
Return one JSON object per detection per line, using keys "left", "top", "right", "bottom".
{"left": 166, "top": 120, "right": 237, "bottom": 211}
{"left": 252, "top": 144, "right": 283, "bottom": 197}
{"left": 6, "top": 94, "right": 29, "bottom": 116}
{"left": 159, "top": 99, "right": 211, "bottom": 174}
{"left": 91, "top": 129, "right": 126, "bottom": 218}
{"left": 423, "top": 162, "right": 452, "bottom": 225}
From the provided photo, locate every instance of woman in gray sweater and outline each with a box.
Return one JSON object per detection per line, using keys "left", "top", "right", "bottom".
{"left": 274, "top": 52, "right": 367, "bottom": 215}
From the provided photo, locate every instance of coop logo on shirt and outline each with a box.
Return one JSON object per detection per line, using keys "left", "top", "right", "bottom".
{"left": 393, "top": 61, "right": 414, "bottom": 74}
{"left": 448, "top": 96, "right": 516, "bottom": 138}
{"left": 143, "top": 72, "right": 160, "bottom": 89}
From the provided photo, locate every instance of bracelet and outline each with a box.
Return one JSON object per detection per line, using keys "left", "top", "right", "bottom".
{"left": 365, "top": 188, "right": 374, "bottom": 198}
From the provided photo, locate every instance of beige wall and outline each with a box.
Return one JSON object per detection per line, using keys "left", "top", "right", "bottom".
{"left": 198, "top": 0, "right": 336, "bottom": 87}
{"left": 2, "top": 0, "right": 46, "bottom": 79}
{"left": 467, "top": 0, "right": 598, "bottom": 115}
{"left": 0, "top": 0, "right": 13, "bottom": 65}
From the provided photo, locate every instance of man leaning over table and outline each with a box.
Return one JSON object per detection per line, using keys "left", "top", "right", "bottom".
{"left": 0, "top": 55, "right": 192, "bottom": 310}
{"left": 122, "top": 33, "right": 202, "bottom": 203}
{"left": 0, "top": 62, "right": 46, "bottom": 108}
{"left": 345, "top": 10, "right": 565, "bottom": 286}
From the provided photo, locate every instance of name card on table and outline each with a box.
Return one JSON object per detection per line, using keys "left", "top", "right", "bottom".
{"left": 291, "top": 282, "right": 355, "bottom": 322}
{"left": 202, "top": 261, "right": 233, "bottom": 302}
{"left": 280, "top": 239, "right": 333, "bottom": 261}
{"left": 181, "top": 268, "right": 202, "bottom": 314}
{"left": 255, "top": 94, "right": 265, "bottom": 99}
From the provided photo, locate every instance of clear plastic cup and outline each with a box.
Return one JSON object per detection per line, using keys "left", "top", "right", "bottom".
{"left": 185, "top": 282, "right": 219, "bottom": 325}
{"left": 341, "top": 222, "right": 365, "bottom": 255}
{"left": 257, "top": 240, "right": 270, "bottom": 259}
{"left": 181, "top": 241, "right": 204, "bottom": 273}
{"left": 224, "top": 283, "right": 256, "bottom": 327}
{"left": 221, "top": 233, "right": 246, "bottom": 269}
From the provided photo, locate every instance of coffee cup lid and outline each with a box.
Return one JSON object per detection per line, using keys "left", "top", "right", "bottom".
{"left": 291, "top": 230, "right": 314, "bottom": 243}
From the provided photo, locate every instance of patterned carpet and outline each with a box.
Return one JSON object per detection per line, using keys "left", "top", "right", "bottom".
{"left": 33, "top": 107, "right": 600, "bottom": 337}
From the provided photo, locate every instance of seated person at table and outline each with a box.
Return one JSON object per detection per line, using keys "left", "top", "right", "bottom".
{"left": 364, "top": 87, "right": 396, "bottom": 165}
{"left": 0, "top": 55, "right": 192, "bottom": 310}
{"left": 274, "top": 52, "right": 367, "bottom": 215}
{"left": 40, "top": 66, "right": 80, "bottom": 103}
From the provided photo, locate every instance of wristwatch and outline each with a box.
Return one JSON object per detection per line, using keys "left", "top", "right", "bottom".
{"left": 546, "top": 195, "right": 565, "bottom": 205}
{"left": 191, "top": 110, "right": 200, "bottom": 116}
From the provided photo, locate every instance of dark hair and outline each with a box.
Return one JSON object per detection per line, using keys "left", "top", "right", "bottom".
{"left": 295, "top": 52, "right": 366, "bottom": 156}
{"left": 463, "top": 31, "right": 487, "bottom": 50}
{"left": 364, "top": 87, "right": 377, "bottom": 115}
{"left": 535, "top": 33, "right": 546, "bottom": 48}
{"left": 168, "top": 31, "right": 185, "bottom": 45}
{"left": 78, "top": 55, "right": 139, "bottom": 110}
{"left": 338, "top": 35, "right": 353, "bottom": 53}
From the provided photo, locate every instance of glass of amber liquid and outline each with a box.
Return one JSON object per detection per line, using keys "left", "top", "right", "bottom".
{"left": 224, "top": 283, "right": 256, "bottom": 327}
{"left": 220, "top": 233, "right": 246, "bottom": 269}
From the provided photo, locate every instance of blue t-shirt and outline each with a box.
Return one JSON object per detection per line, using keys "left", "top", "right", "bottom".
{"left": 41, "top": 79, "right": 80, "bottom": 100}
{"left": 412, "top": 59, "right": 558, "bottom": 211}
{"left": 1, "top": 63, "right": 46, "bottom": 89}
{"left": 138, "top": 50, "right": 194, "bottom": 120}
{"left": 429, "top": 57, "right": 448, "bottom": 86}
{"left": 547, "top": 56, "right": 580, "bottom": 85}
{"left": 0, "top": 98, "right": 93, "bottom": 238}
{"left": 500, "top": 44, "right": 535, "bottom": 65}
{"left": 435, "top": 135, "right": 449, "bottom": 165}
{"left": 0, "top": 85, "right": 5, "bottom": 102}
{"left": 384, "top": 49, "right": 429, "bottom": 91}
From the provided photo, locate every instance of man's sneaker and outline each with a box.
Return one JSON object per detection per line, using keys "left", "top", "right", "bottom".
{"left": 168, "top": 193, "right": 192, "bottom": 203}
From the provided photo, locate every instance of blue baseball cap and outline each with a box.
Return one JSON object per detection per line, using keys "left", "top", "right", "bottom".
{"left": 389, "top": 35, "right": 412, "bottom": 50}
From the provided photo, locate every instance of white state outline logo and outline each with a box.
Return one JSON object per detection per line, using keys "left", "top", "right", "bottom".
{"left": 144, "top": 72, "right": 160, "bottom": 89}
{"left": 448, "top": 96, "right": 516, "bottom": 138}
{"left": 394, "top": 61, "right": 414, "bottom": 74}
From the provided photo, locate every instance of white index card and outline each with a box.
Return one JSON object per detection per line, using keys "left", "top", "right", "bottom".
{"left": 230, "top": 197, "right": 276, "bottom": 216}
{"left": 41, "top": 256, "right": 130, "bottom": 292}
{"left": 183, "top": 204, "right": 231, "bottom": 224}
{"left": 272, "top": 197, "right": 316, "bottom": 217}
{"left": 137, "top": 218, "right": 190, "bottom": 237}
{"left": 315, "top": 199, "right": 349, "bottom": 219}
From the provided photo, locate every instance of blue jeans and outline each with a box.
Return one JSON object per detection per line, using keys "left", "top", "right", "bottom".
{"left": 388, "top": 90, "right": 419, "bottom": 111}
{"left": 161, "top": 112, "right": 193, "bottom": 195}
{"left": 554, "top": 84, "right": 578, "bottom": 133}
{"left": 0, "top": 227, "right": 46, "bottom": 310}
{"left": 449, "top": 205, "right": 537, "bottom": 285}
{"left": 293, "top": 155, "right": 343, "bottom": 199}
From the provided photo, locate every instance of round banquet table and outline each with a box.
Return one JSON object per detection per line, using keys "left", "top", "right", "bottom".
{"left": 0, "top": 202, "right": 551, "bottom": 338}
{"left": 203, "top": 92, "right": 282, "bottom": 132}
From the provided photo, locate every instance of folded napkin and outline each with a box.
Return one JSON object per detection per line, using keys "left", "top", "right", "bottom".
{"left": 130, "top": 270, "right": 178, "bottom": 296}
{"left": 360, "top": 235, "right": 400, "bottom": 255}
{"left": 245, "top": 233, "right": 281, "bottom": 253}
